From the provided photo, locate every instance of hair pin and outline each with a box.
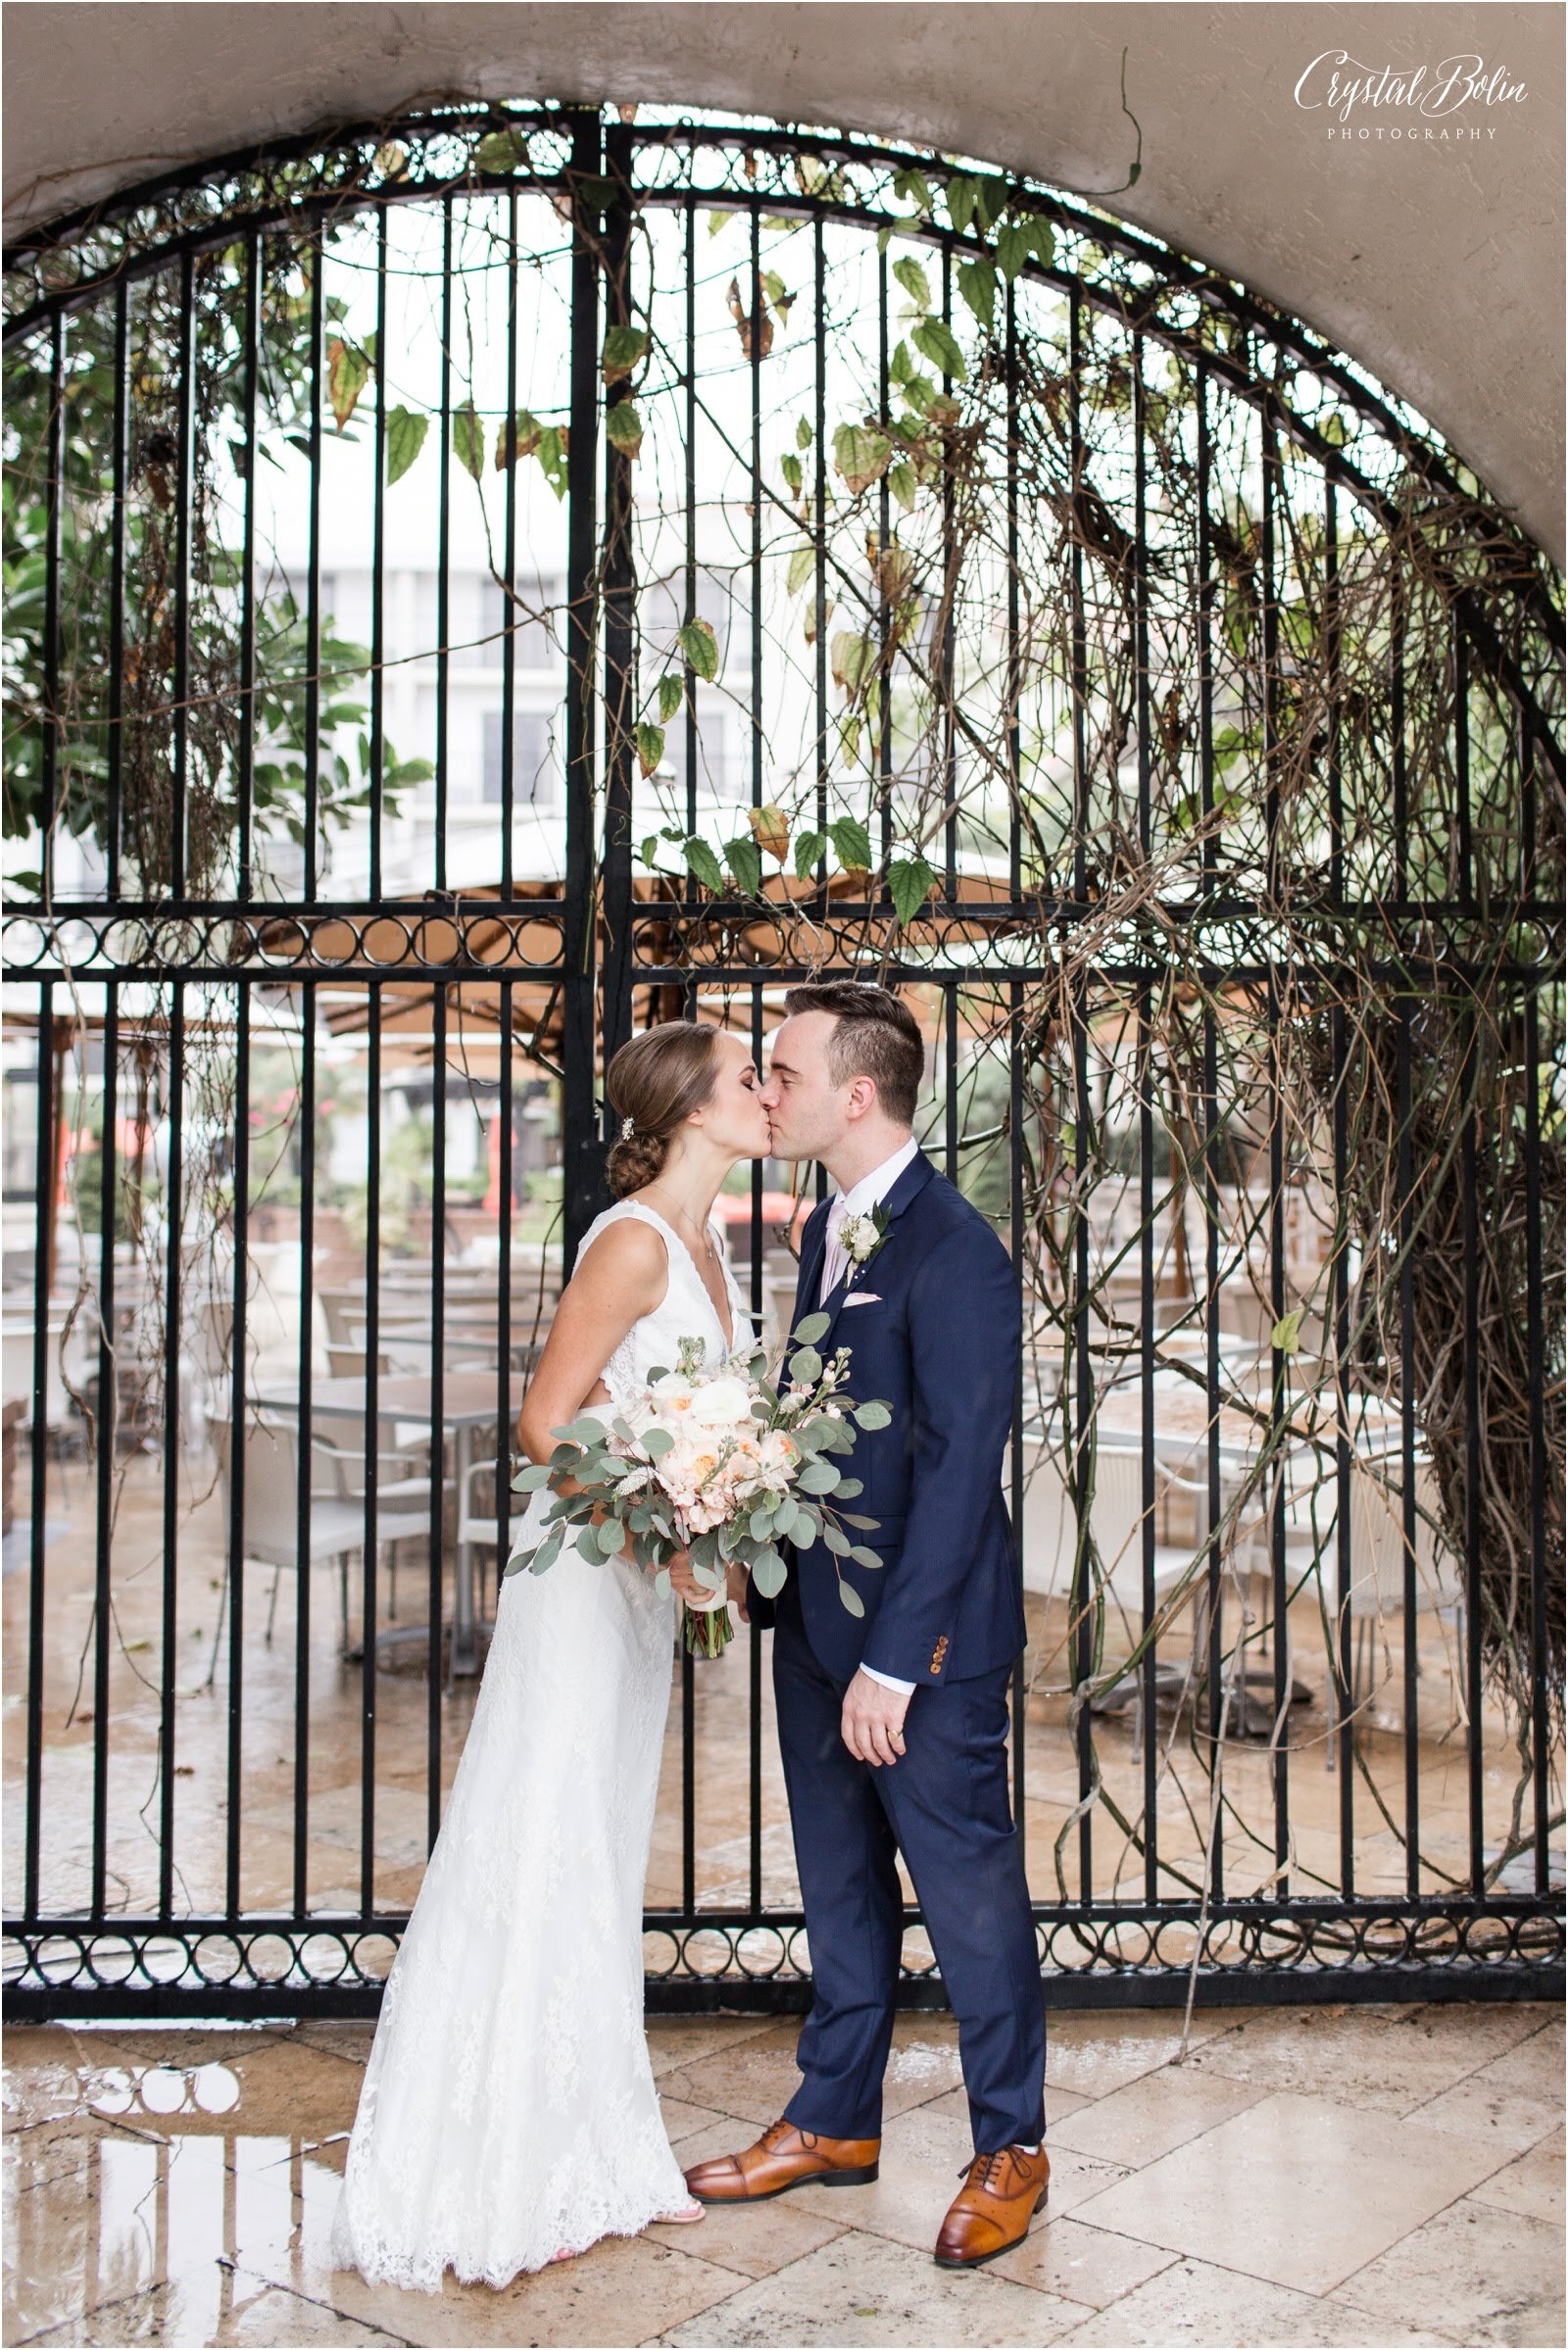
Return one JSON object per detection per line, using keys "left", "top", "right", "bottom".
{"left": 619, "top": 1115, "right": 636, "bottom": 1142}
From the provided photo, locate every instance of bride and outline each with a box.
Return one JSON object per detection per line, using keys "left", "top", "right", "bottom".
{"left": 331, "top": 1018, "right": 770, "bottom": 2289}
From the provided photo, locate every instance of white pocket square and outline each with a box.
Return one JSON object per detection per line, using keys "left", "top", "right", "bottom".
{"left": 843, "top": 1292, "right": 882, "bottom": 1306}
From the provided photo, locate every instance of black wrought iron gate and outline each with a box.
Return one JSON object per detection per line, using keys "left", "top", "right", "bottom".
{"left": 3, "top": 103, "right": 1562, "bottom": 2018}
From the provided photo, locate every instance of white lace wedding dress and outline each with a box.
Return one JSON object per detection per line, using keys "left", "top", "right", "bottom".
{"left": 330, "top": 1199, "right": 745, "bottom": 2291}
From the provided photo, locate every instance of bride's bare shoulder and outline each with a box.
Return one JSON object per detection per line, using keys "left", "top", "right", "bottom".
{"left": 569, "top": 1208, "right": 669, "bottom": 1297}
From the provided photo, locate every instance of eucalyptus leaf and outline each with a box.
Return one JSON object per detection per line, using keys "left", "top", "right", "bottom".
{"left": 837, "top": 1582, "right": 866, "bottom": 1619}
{"left": 854, "top": 1401, "right": 892, "bottom": 1430}
{"left": 554, "top": 1414, "right": 609, "bottom": 1446}
{"left": 511, "top": 1461, "right": 553, "bottom": 1491}
{"left": 798, "top": 1459, "right": 839, "bottom": 1494}
{"left": 788, "top": 1346, "right": 822, "bottom": 1384}
{"left": 793, "top": 1311, "right": 831, "bottom": 1345}
{"left": 821, "top": 1521, "right": 852, "bottom": 1555}
{"left": 849, "top": 1545, "right": 884, "bottom": 1570}
{"left": 752, "top": 1550, "right": 788, "bottom": 1599}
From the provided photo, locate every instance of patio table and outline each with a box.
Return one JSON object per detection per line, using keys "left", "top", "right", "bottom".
{"left": 253, "top": 1371, "right": 524, "bottom": 1676}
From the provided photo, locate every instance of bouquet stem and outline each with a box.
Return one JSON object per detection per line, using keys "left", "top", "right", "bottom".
{"left": 682, "top": 1601, "right": 735, "bottom": 1660}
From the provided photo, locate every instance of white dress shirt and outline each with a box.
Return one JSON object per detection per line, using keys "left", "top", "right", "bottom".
{"left": 816, "top": 1135, "right": 920, "bottom": 1305}
{"left": 816, "top": 1136, "right": 920, "bottom": 1696}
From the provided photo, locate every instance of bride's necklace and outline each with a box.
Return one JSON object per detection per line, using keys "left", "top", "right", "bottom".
{"left": 643, "top": 1184, "right": 721, "bottom": 1272}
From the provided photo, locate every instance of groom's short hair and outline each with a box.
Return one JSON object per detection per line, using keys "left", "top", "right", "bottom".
{"left": 782, "top": 981, "right": 924, "bottom": 1124}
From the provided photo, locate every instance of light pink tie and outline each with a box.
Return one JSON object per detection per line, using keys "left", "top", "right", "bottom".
{"left": 819, "top": 1195, "right": 849, "bottom": 1305}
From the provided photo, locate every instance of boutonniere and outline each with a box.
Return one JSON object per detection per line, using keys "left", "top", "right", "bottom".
{"left": 840, "top": 1202, "right": 891, "bottom": 1288}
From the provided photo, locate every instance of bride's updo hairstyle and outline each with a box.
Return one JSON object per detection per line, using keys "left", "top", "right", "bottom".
{"left": 605, "top": 1021, "right": 722, "bottom": 1199}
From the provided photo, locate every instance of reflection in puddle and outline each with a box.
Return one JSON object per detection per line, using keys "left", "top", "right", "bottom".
{"left": 7, "top": 2065, "right": 352, "bottom": 2345}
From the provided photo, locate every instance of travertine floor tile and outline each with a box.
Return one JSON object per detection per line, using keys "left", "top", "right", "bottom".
{"left": 1070, "top": 2088, "right": 1510, "bottom": 2295}
{"left": 4, "top": 2113, "right": 155, "bottom": 2195}
{"left": 1406, "top": 2018, "right": 1564, "bottom": 2155}
{"left": 986, "top": 2214, "right": 1178, "bottom": 2308}
{"left": 919, "top": 2079, "right": 1095, "bottom": 2133}
{"left": 21, "top": 2276, "right": 409, "bottom": 2346}
{"left": 87, "top": 2037, "right": 362, "bottom": 2146}
{"left": 647, "top": 2192, "right": 849, "bottom": 2280}
{"left": 1331, "top": 2195, "right": 1565, "bottom": 2347}
{"left": 1040, "top": 2008, "right": 1247, "bottom": 2100}
{"left": 660, "top": 2020, "right": 962, "bottom": 2131}
{"left": 1468, "top": 2129, "right": 1564, "bottom": 2228}
{"left": 5, "top": 2129, "right": 165, "bottom": 2342}
{"left": 658, "top": 2095, "right": 730, "bottom": 2146}
{"left": 267, "top": 2022, "right": 378, "bottom": 2067}
{"left": 1186, "top": 2000, "right": 1553, "bottom": 2116}
{"left": 5, "top": 2010, "right": 1555, "bottom": 2348}
{"left": 1050, "top": 2064, "right": 1263, "bottom": 2167}
{"left": 655, "top": 2228, "right": 1080, "bottom": 2346}
{"left": 1054, "top": 2254, "right": 1462, "bottom": 2346}
{"left": 643, "top": 2018, "right": 779, "bottom": 2079}
{"left": 789, "top": 2101, "right": 1131, "bottom": 2251}
{"left": 226, "top": 2137, "right": 742, "bottom": 2348}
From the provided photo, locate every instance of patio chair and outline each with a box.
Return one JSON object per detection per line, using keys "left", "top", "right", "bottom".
{"left": 310, "top": 1428, "right": 454, "bottom": 1625}
{"left": 1015, "top": 1429, "right": 1197, "bottom": 1751}
{"left": 325, "top": 1345, "right": 393, "bottom": 1379}
{"left": 1326, "top": 1446, "right": 1461, "bottom": 1744}
{"left": 208, "top": 1413, "right": 366, "bottom": 1654}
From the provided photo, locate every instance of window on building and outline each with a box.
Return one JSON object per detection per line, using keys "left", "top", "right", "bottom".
{"left": 662, "top": 711, "right": 739, "bottom": 802}
{"left": 639, "top": 566, "right": 751, "bottom": 675}
{"left": 481, "top": 578, "right": 560, "bottom": 668}
{"left": 483, "top": 710, "right": 558, "bottom": 806}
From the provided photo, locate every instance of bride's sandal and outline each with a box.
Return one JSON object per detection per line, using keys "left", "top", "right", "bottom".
{"left": 656, "top": 2199, "right": 707, "bottom": 2225}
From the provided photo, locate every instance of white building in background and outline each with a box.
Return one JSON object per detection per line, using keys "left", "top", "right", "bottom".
{"left": 312, "top": 548, "right": 757, "bottom": 903}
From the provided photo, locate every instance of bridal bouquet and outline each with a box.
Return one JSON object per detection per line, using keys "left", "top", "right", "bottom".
{"left": 506, "top": 1312, "right": 890, "bottom": 1658}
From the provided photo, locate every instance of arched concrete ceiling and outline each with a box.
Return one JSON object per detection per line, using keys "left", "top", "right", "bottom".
{"left": 4, "top": 0, "right": 1563, "bottom": 562}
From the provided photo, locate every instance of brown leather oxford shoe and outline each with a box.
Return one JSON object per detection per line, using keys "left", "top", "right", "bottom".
{"left": 933, "top": 2143, "right": 1051, "bottom": 2269}
{"left": 683, "top": 2118, "right": 880, "bottom": 2203}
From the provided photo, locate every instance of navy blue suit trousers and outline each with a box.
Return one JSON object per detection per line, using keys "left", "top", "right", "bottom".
{"left": 773, "top": 1581, "right": 1046, "bottom": 2151}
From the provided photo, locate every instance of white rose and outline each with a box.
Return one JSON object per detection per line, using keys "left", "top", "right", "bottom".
{"left": 683, "top": 1375, "right": 754, "bottom": 1430}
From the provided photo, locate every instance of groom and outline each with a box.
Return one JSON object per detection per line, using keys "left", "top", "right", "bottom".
{"left": 684, "top": 981, "right": 1048, "bottom": 2269}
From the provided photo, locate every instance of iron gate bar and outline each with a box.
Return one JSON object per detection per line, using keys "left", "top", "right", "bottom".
{"left": 562, "top": 106, "right": 603, "bottom": 1273}
{"left": 1526, "top": 985, "right": 1551, "bottom": 1890}
{"left": 225, "top": 986, "right": 251, "bottom": 1919}
{"left": 159, "top": 981, "right": 185, "bottom": 1917}
{"left": 91, "top": 983, "right": 119, "bottom": 1921}
{"left": 361, "top": 981, "right": 382, "bottom": 1919}
{"left": 3, "top": 100, "right": 1561, "bottom": 2020}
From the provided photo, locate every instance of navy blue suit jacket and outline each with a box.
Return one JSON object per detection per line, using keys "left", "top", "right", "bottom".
{"left": 751, "top": 1148, "right": 1025, "bottom": 1688}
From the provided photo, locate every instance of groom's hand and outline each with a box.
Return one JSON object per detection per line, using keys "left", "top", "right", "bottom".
{"left": 841, "top": 1669, "right": 910, "bottom": 1767}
